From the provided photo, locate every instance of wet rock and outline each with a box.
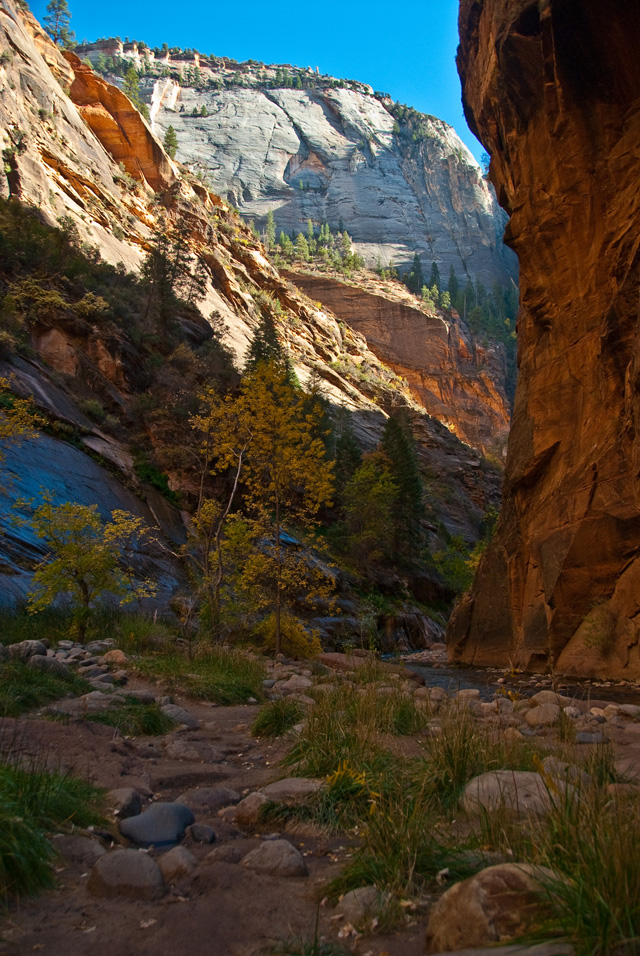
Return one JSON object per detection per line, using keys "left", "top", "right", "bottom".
{"left": 241, "top": 839, "right": 308, "bottom": 877}
{"left": 425, "top": 863, "right": 555, "bottom": 953}
{"left": 88, "top": 849, "right": 166, "bottom": 900}
{"left": 119, "top": 801, "right": 195, "bottom": 847}
{"left": 158, "top": 845, "right": 197, "bottom": 882}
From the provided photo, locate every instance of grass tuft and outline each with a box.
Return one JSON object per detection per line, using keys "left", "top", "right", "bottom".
{"left": 252, "top": 698, "right": 305, "bottom": 737}
{"left": 85, "top": 697, "right": 176, "bottom": 736}
{"left": 0, "top": 660, "right": 91, "bottom": 717}
{"left": 133, "top": 648, "right": 266, "bottom": 704}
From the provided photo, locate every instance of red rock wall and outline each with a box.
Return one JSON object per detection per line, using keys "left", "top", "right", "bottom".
{"left": 448, "top": 0, "right": 640, "bottom": 678}
{"left": 285, "top": 271, "right": 511, "bottom": 457}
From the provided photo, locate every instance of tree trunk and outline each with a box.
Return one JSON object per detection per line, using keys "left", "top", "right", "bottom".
{"left": 275, "top": 491, "right": 281, "bottom": 656}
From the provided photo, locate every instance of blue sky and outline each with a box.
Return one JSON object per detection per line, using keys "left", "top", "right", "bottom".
{"left": 30, "top": 0, "right": 484, "bottom": 161}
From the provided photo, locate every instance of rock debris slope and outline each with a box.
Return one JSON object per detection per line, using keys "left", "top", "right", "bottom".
{"left": 448, "top": 0, "right": 640, "bottom": 679}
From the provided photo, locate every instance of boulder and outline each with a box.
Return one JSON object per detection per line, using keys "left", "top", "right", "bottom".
{"left": 157, "top": 845, "right": 197, "bottom": 882}
{"left": 204, "top": 844, "right": 244, "bottom": 864}
{"left": 54, "top": 834, "right": 106, "bottom": 865}
{"left": 274, "top": 675, "right": 313, "bottom": 696}
{"left": 7, "top": 640, "right": 47, "bottom": 661}
{"left": 102, "top": 649, "right": 128, "bottom": 664}
{"left": 524, "top": 704, "right": 560, "bottom": 728}
{"left": 107, "top": 787, "right": 142, "bottom": 819}
{"left": 87, "top": 849, "right": 166, "bottom": 900}
{"left": 119, "top": 801, "right": 195, "bottom": 847}
{"left": 234, "top": 791, "right": 269, "bottom": 827}
{"left": 425, "top": 863, "right": 554, "bottom": 953}
{"left": 188, "top": 824, "right": 216, "bottom": 844}
{"left": 176, "top": 787, "right": 240, "bottom": 815}
{"left": 462, "top": 771, "right": 568, "bottom": 818}
{"left": 27, "top": 655, "right": 70, "bottom": 677}
{"left": 260, "top": 778, "right": 323, "bottom": 803}
{"left": 160, "top": 703, "right": 199, "bottom": 729}
{"left": 337, "top": 886, "right": 388, "bottom": 928}
{"left": 241, "top": 839, "right": 308, "bottom": 877}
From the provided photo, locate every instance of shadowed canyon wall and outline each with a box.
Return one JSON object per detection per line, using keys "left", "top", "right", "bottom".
{"left": 448, "top": 0, "right": 640, "bottom": 678}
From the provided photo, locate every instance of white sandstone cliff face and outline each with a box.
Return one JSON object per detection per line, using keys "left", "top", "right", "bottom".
{"left": 149, "top": 78, "right": 516, "bottom": 285}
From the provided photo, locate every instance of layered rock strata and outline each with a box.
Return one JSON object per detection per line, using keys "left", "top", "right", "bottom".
{"left": 286, "top": 268, "right": 510, "bottom": 456}
{"left": 448, "top": 0, "right": 640, "bottom": 679}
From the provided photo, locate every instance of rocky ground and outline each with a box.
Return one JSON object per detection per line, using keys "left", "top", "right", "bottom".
{"left": 1, "top": 640, "right": 639, "bottom": 956}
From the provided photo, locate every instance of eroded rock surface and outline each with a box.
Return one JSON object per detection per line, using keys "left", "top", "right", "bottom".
{"left": 448, "top": 0, "right": 640, "bottom": 678}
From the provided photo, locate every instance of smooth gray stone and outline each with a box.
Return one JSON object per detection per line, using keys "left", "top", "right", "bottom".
{"left": 119, "top": 802, "right": 195, "bottom": 847}
{"left": 88, "top": 849, "right": 166, "bottom": 900}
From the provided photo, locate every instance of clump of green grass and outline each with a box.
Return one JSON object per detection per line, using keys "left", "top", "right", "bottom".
{"left": 0, "top": 759, "right": 103, "bottom": 902}
{"left": 266, "top": 936, "right": 349, "bottom": 956}
{"left": 252, "top": 698, "right": 305, "bottom": 737}
{"left": 0, "top": 661, "right": 91, "bottom": 717}
{"left": 86, "top": 697, "right": 176, "bottom": 736}
{"left": 133, "top": 648, "right": 266, "bottom": 704}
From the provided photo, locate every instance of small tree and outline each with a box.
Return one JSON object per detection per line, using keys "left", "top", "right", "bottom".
{"left": 264, "top": 210, "right": 276, "bottom": 252}
{"left": 163, "top": 125, "right": 178, "bottom": 159}
{"left": 123, "top": 66, "right": 150, "bottom": 121}
{"left": 26, "top": 501, "right": 157, "bottom": 641}
{"left": 43, "top": 0, "right": 75, "bottom": 48}
{"left": 342, "top": 452, "right": 397, "bottom": 568}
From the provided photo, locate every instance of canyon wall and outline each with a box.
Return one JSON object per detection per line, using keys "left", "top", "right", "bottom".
{"left": 285, "top": 269, "right": 510, "bottom": 457}
{"left": 448, "top": 0, "right": 640, "bottom": 678}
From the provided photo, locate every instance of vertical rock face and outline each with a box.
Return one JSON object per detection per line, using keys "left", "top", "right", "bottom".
{"left": 448, "top": 0, "right": 640, "bottom": 678}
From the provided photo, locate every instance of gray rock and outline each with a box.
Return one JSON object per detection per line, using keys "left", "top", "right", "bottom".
{"left": 175, "top": 787, "right": 240, "bottom": 815}
{"left": 337, "top": 886, "right": 388, "bottom": 927}
{"left": 160, "top": 703, "right": 199, "bottom": 729}
{"left": 234, "top": 791, "right": 269, "bottom": 826}
{"left": 108, "top": 787, "right": 143, "bottom": 819}
{"left": 152, "top": 85, "right": 515, "bottom": 285}
{"left": 204, "top": 844, "right": 244, "bottom": 864}
{"left": 241, "top": 839, "right": 308, "bottom": 877}
{"left": 27, "top": 655, "right": 70, "bottom": 677}
{"left": 188, "top": 824, "right": 216, "bottom": 844}
{"left": 88, "top": 849, "right": 166, "bottom": 900}
{"left": 524, "top": 704, "right": 560, "bottom": 728}
{"left": 463, "top": 771, "right": 572, "bottom": 818}
{"left": 576, "top": 731, "right": 605, "bottom": 744}
{"left": 7, "top": 640, "right": 47, "bottom": 661}
{"left": 54, "top": 834, "right": 106, "bottom": 865}
{"left": 260, "top": 778, "right": 323, "bottom": 803}
{"left": 157, "top": 845, "right": 197, "bottom": 882}
{"left": 119, "top": 801, "right": 195, "bottom": 847}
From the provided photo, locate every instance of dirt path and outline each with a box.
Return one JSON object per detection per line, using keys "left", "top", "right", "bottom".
{"left": 0, "top": 685, "right": 429, "bottom": 956}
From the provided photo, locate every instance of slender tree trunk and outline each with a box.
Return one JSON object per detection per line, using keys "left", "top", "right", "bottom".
{"left": 274, "top": 488, "right": 281, "bottom": 656}
{"left": 211, "top": 444, "right": 247, "bottom": 643}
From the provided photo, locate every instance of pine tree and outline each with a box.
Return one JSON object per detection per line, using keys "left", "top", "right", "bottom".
{"left": 123, "top": 66, "right": 150, "bottom": 120}
{"left": 381, "top": 414, "right": 425, "bottom": 563}
{"left": 264, "top": 210, "right": 276, "bottom": 252}
{"left": 429, "top": 261, "right": 441, "bottom": 291}
{"left": 244, "top": 313, "right": 284, "bottom": 372}
{"left": 295, "top": 233, "right": 310, "bottom": 261}
{"left": 163, "top": 125, "right": 178, "bottom": 159}
{"left": 43, "top": 0, "right": 74, "bottom": 47}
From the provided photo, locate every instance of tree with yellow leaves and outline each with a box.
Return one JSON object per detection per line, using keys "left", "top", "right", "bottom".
{"left": 187, "top": 360, "right": 334, "bottom": 653}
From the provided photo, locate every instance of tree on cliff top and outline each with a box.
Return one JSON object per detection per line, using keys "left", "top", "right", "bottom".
{"left": 163, "top": 125, "right": 178, "bottom": 160}
{"left": 43, "top": 0, "right": 75, "bottom": 48}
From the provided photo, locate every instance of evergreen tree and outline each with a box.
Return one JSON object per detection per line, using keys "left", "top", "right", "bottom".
{"left": 43, "top": 0, "right": 74, "bottom": 47}
{"left": 381, "top": 414, "right": 425, "bottom": 563}
{"left": 333, "top": 410, "right": 363, "bottom": 494}
{"left": 163, "top": 125, "right": 178, "bottom": 159}
{"left": 123, "top": 66, "right": 150, "bottom": 120}
{"left": 295, "top": 233, "right": 310, "bottom": 261}
{"left": 244, "top": 313, "right": 284, "bottom": 372}
{"left": 405, "top": 252, "right": 424, "bottom": 295}
{"left": 429, "top": 261, "right": 441, "bottom": 290}
{"left": 439, "top": 290, "right": 451, "bottom": 310}
{"left": 264, "top": 210, "right": 276, "bottom": 252}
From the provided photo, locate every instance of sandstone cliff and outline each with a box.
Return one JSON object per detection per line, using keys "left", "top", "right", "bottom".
{"left": 0, "top": 0, "right": 501, "bottom": 601}
{"left": 448, "top": 0, "right": 640, "bottom": 679}
{"left": 77, "top": 42, "right": 517, "bottom": 287}
{"left": 284, "top": 268, "right": 510, "bottom": 457}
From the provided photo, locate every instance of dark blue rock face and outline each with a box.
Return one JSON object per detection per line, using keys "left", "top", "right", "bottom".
{"left": 119, "top": 802, "right": 195, "bottom": 848}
